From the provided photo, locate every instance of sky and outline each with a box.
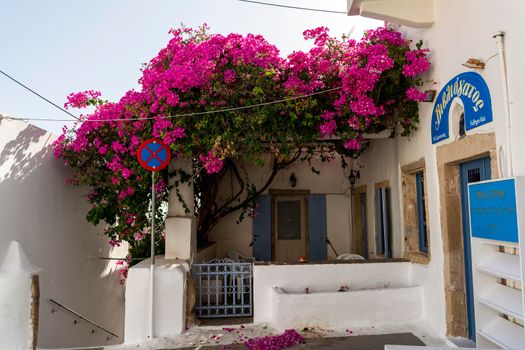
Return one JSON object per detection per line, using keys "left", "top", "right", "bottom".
{"left": 0, "top": 0, "right": 381, "bottom": 134}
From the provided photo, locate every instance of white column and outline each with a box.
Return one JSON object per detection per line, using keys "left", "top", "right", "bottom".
{"left": 165, "top": 158, "right": 196, "bottom": 260}
{"left": 124, "top": 257, "right": 188, "bottom": 342}
{"left": 0, "top": 241, "right": 40, "bottom": 350}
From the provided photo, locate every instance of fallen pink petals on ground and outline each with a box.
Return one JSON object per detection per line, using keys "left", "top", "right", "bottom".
{"left": 243, "top": 329, "right": 305, "bottom": 350}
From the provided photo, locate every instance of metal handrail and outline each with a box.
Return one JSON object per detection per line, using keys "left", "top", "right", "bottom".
{"left": 49, "top": 299, "right": 119, "bottom": 338}
{"left": 88, "top": 256, "right": 147, "bottom": 261}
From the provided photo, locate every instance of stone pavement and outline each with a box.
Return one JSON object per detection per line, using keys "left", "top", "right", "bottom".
{"left": 164, "top": 333, "right": 424, "bottom": 350}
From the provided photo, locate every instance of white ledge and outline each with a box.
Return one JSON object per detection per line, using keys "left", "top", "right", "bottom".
{"left": 347, "top": 0, "right": 434, "bottom": 28}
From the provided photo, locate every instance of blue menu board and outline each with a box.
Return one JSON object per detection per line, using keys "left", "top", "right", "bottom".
{"left": 468, "top": 179, "right": 519, "bottom": 243}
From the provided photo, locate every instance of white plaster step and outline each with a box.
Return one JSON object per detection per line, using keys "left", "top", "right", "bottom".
{"left": 476, "top": 251, "right": 521, "bottom": 281}
{"left": 36, "top": 346, "right": 104, "bottom": 350}
{"left": 477, "top": 316, "right": 525, "bottom": 350}
{"left": 476, "top": 283, "right": 524, "bottom": 321}
{"left": 386, "top": 347, "right": 473, "bottom": 350}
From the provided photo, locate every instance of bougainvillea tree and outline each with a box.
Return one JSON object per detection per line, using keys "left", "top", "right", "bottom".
{"left": 54, "top": 25, "right": 430, "bottom": 275}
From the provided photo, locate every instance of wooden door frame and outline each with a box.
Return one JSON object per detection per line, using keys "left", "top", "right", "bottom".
{"left": 269, "top": 189, "right": 310, "bottom": 261}
{"left": 436, "top": 132, "right": 498, "bottom": 337}
{"left": 459, "top": 157, "right": 491, "bottom": 341}
{"left": 351, "top": 185, "right": 367, "bottom": 256}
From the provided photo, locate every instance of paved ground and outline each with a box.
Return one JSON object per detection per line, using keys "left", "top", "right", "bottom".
{"left": 104, "top": 321, "right": 451, "bottom": 350}
{"left": 167, "top": 333, "right": 424, "bottom": 350}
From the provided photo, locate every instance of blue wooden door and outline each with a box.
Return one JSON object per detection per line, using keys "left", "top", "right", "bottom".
{"left": 460, "top": 157, "right": 491, "bottom": 341}
{"left": 252, "top": 195, "right": 271, "bottom": 261}
{"left": 308, "top": 194, "right": 327, "bottom": 261}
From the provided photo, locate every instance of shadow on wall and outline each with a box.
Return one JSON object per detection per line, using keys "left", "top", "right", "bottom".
{"left": 0, "top": 118, "right": 50, "bottom": 182}
{"left": 0, "top": 117, "right": 125, "bottom": 348}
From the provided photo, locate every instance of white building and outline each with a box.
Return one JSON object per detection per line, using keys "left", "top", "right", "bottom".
{"left": 3, "top": 1, "right": 525, "bottom": 348}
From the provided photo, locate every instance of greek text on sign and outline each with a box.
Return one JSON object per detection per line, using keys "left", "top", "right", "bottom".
{"left": 468, "top": 179, "right": 518, "bottom": 243}
{"left": 137, "top": 139, "right": 171, "bottom": 172}
{"left": 431, "top": 72, "right": 493, "bottom": 144}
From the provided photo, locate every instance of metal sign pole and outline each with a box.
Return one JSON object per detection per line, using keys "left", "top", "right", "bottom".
{"left": 137, "top": 138, "right": 170, "bottom": 340}
{"left": 149, "top": 170, "right": 155, "bottom": 338}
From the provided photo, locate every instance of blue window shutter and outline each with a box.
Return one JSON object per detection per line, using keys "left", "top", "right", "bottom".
{"left": 416, "top": 172, "right": 428, "bottom": 253}
{"left": 383, "top": 188, "right": 392, "bottom": 258}
{"left": 252, "top": 195, "right": 271, "bottom": 261}
{"left": 308, "top": 194, "right": 327, "bottom": 261}
{"left": 375, "top": 188, "right": 392, "bottom": 258}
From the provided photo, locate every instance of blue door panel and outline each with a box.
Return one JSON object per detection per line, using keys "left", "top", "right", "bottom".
{"left": 359, "top": 192, "right": 369, "bottom": 259}
{"left": 460, "top": 157, "right": 491, "bottom": 341}
{"left": 308, "top": 194, "right": 327, "bottom": 261}
{"left": 252, "top": 195, "right": 271, "bottom": 261}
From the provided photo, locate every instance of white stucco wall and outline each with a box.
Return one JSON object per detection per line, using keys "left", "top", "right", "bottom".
{"left": 326, "top": 194, "right": 352, "bottom": 259}
{"left": 124, "top": 257, "right": 187, "bottom": 343}
{"left": 356, "top": 138, "right": 402, "bottom": 259}
{"left": 0, "top": 117, "right": 125, "bottom": 348}
{"left": 270, "top": 285, "right": 422, "bottom": 331}
{"left": 253, "top": 261, "right": 413, "bottom": 325}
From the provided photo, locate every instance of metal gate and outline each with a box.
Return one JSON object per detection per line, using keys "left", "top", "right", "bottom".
{"left": 192, "top": 258, "right": 253, "bottom": 318}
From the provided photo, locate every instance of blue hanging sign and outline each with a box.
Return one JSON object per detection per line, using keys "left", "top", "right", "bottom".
{"left": 468, "top": 179, "right": 518, "bottom": 243}
{"left": 431, "top": 72, "right": 493, "bottom": 144}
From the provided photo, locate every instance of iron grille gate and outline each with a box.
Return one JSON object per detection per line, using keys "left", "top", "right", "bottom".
{"left": 192, "top": 258, "right": 253, "bottom": 318}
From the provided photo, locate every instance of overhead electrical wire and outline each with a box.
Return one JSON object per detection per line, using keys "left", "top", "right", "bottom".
{"left": 0, "top": 69, "right": 80, "bottom": 121}
{"left": 1, "top": 2, "right": 345, "bottom": 125}
{"left": 2, "top": 86, "right": 342, "bottom": 123}
{"left": 237, "top": 0, "right": 346, "bottom": 14}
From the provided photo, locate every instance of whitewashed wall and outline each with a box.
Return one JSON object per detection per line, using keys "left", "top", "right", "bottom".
{"left": 356, "top": 138, "right": 402, "bottom": 259}
{"left": 0, "top": 117, "right": 125, "bottom": 348}
{"left": 270, "top": 285, "right": 422, "bottom": 331}
{"left": 125, "top": 257, "right": 187, "bottom": 343}
{"left": 253, "top": 262, "right": 415, "bottom": 326}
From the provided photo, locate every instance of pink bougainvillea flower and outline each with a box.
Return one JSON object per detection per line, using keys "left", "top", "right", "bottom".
{"left": 154, "top": 179, "right": 166, "bottom": 194}
{"left": 223, "top": 69, "right": 237, "bottom": 84}
{"left": 343, "top": 138, "right": 363, "bottom": 151}
{"left": 406, "top": 87, "right": 427, "bottom": 102}
{"left": 117, "top": 191, "right": 127, "bottom": 200}
{"left": 111, "top": 141, "right": 126, "bottom": 154}
{"left": 403, "top": 49, "right": 430, "bottom": 77}
{"left": 320, "top": 120, "right": 337, "bottom": 137}
{"left": 64, "top": 90, "right": 102, "bottom": 109}
{"left": 199, "top": 151, "right": 224, "bottom": 174}
{"left": 121, "top": 168, "right": 133, "bottom": 179}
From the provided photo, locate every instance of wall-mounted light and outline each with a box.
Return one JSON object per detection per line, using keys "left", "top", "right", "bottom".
{"left": 462, "top": 58, "right": 485, "bottom": 70}
{"left": 422, "top": 90, "right": 437, "bottom": 103}
{"left": 349, "top": 169, "right": 360, "bottom": 188}
{"left": 289, "top": 173, "right": 297, "bottom": 188}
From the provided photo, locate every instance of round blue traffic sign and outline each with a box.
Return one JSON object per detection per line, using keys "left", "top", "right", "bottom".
{"left": 137, "top": 139, "right": 171, "bottom": 171}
